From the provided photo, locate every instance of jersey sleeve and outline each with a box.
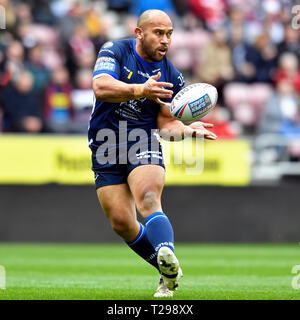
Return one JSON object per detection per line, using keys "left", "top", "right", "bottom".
{"left": 171, "top": 69, "right": 185, "bottom": 96}
{"left": 93, "top": 41, "right": 122, "bottom": 80}
{"left": 166, "top": 64, "right": 185, "bottom": 103}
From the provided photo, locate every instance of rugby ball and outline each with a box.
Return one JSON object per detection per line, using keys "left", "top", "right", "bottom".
{"left": 170, "top": 83, "right": 218, "bottom": 122}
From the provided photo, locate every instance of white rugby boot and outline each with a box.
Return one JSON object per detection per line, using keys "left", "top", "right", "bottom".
{"left": 154, "top": 277, "right": 173, "bottom": 298}
{"left": 157, "top": 246, "right": 183, "bottom": 291}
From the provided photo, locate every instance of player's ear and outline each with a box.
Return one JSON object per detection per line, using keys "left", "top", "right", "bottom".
{"left": 135, "top": 27, "right": 143, "bottom": 40}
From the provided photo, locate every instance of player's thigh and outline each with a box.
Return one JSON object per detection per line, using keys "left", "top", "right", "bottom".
{"left": 127, "top": 165, "right": 165, "bottom": 216}
{"left": 96, "top": 184, "right": 136, "bottom": 225}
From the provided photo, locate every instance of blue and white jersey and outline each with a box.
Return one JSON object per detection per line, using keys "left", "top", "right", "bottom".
{"left": 89, "top": 39, "right": 184, "bottom": 138}
{"left": 88, "top": 38, "right": 185, "bottom": 154}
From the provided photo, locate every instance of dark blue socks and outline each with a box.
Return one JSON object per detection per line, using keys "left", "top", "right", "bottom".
{"left": 126, "top": 212, "right": 175, "bottom": 271}
{"left": 126, "top": 222, "right": 158, "bottom": 270}
{"left": 145, "top": 212, "right": 174, "bottom": 253}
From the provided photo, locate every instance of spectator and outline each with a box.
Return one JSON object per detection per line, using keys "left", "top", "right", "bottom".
{"left": 25, "top": 43, "right": 51, "bottom": 94}
{"left": 84, "top": 6, "right": 107, "bottom": 49}
{"left": 256, "top": 41, "right": 277, "bottom": 83}
{"left": 246, "top": 34, "right": 277, "bottom": 83}
{"left": 15, "top": 2, "right": 33, "bottom": 25}
{"left": 273, "top": 52, "right": 300, "bottom": 94}
{"left": 71, "top": 68, "right": 93, "bottom": 133}
{"left": 171, "top": 0, "right": 190, "bottom": 17}
{"left": 263, "top": 2, "right": 285, "bottom": 45}
{"left": 258, "top": 80, "right": 300, "bottom": 135}
{"left": 229, "top": 25, "right": 256, "bottom": 82}
{"left": 225, "top": 6, "right": 245, "bottom": 39}
{"left": 67, "top": 24, "right": 95, "bottom": 78}
{"left": 2, "top": 71, "right": 43, "bottom": 133}
{"left": 58, "top": 2, "right": 86, "bottom": 42}
{"left": 0, "top": 0, "right": 17, "bottom": 31}
{"left": 0, "top": 47, "right": 10, "bottom": 87}
{"left": 76, "top": 49, "right": 96, "bottom": 70}
{"left": 69, "top": 25, "right": 95, "bottom": 58}
{"left": 30, "top": 0, "right": 56, "bottom": 25}
{"left": 226, "top": 2, "right": 265, "bottom": 46}
{"left": 5, "top": 40, "right": 25, "bottom": 82}
{"left": 44, "top": 66, "right": 73, "bottom": 133}
{"left": 277, "top": 24, "right": 300, "bottom": 64}
{"left": 107, "top": 0, "right": 132, "bottom": 13}
{"left": 194, "top": 28, "right": 234, "bottom": 103}
{"left": 16, "top": 21, "right": 37, "bottom": 49}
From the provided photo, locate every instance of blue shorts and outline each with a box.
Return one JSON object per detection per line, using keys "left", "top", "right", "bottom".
{"left": 91, "top": 141, "right": 165, "bottom": 189}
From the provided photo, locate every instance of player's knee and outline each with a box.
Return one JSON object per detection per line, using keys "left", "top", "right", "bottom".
{"left": 138, "top": 190, "right": 160, "bottom": 215}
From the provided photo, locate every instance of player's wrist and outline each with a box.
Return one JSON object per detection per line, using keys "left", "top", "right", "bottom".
{"left": 182, "top": 125, "right": 193, "bottom": 138}
{"left": 133, "top": 84, "right": 144, "bottom": 99}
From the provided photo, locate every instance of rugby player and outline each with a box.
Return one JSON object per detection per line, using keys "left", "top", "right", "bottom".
{"left": 89, "top": 9, "right": 217, "bottom": 297}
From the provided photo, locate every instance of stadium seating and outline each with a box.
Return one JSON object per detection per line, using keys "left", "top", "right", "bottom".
{"left": 224, "top": 82, "right": 273, "bottom": 131}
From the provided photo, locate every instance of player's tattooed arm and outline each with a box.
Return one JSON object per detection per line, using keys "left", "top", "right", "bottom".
{"left": 93, "top": 72, "right": 173, "bottom": 103}
{"left": 157, "top": 104, "right": 217, "bottom": 141}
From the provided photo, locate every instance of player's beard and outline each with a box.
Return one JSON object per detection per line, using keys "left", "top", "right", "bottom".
{"left": 141, "top": 37, "right": 166, "bottom": 62}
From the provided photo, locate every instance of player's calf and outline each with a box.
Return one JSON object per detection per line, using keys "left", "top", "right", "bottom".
{"left": 110, "top": 216, "right": 139, "bottom": 242}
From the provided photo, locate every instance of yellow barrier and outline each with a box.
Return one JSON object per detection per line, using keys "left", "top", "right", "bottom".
{"left": 0, "top": 135, "right": 250, "bottom": 186}
{"left": 0, "top": 135, "right": 92, "bottom": 184}
{"left": 162, "top": 139, "right": 250, "bottom": 186}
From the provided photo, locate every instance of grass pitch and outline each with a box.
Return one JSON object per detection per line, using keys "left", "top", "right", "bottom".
{"left": 0, "top": 243, "right": 299, "bottom": 300}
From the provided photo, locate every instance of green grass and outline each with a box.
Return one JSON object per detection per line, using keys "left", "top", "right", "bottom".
{"left": 0, "top": 243, "right": 299, "bottom": 300}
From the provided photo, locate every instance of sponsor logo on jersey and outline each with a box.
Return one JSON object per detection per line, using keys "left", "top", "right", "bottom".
{"left": 152, "top": 68, "right": 161, "bottom": 73}
{"left": 94, "top": 59, "right": 116, "bottom": 72}
{"left": 123, "top": 66, "right": 131, "bottom": 73}
{"left": 96, "top": 57, "right": 115, "bottom": 63}
{"left": 120, "top": 100, "right": 142, "bottom": 113}
{"left": 137, "top": 70, "right": 150, "bottom": 79}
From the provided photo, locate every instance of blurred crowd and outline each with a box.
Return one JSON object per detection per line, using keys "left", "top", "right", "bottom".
{"left": 0, "top": 0, "right": 299, "bottom": 149}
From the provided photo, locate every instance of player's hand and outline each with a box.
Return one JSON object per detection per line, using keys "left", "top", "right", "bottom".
{"left": 142, "top": 72, "right": 174, "bottom": 104}
{"left": 184, "top": 121, "right": 217, "bottom": 140}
